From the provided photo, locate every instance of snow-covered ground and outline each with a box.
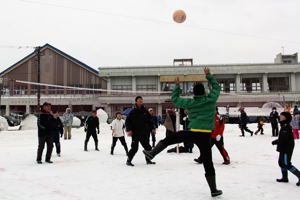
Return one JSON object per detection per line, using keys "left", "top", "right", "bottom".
{"left": 0, "top": 123, "right": 299, "bottom": 200}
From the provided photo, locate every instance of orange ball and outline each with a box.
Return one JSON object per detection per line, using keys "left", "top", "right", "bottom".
{"left": 173, "top": 10, "right": 186, "bottom": 23}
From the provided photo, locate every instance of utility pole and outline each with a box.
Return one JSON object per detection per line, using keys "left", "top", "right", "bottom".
{"left": 35, "top": 46, "right": 41, "bottom": 113}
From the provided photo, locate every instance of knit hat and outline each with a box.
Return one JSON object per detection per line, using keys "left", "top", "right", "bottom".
{"left": 280, "top": 112, "right": 292, "bottom": 123}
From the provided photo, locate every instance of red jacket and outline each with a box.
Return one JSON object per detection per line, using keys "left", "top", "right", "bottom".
{"left": 211, "top": 115, "right": 225, "bottom": 138}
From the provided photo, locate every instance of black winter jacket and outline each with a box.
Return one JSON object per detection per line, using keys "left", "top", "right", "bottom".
{"left": 272, "top": 123, "right": 294, "bottom": 154}
{"left": 49, "top": 117, "right": 64, "bottom": 137}
{"left": 239, "top": 112, "right": 249, "bottom": 125}
{"left": 37, "top": 112, "right": 53, "bottom": 137}
{"left": 269, "top": 111, "right": 279, "bottom": 124}
{"left": 85, "top": 116, "right": 100, "bottom": 132}
{"left": 125, "top": 105, "right": 155, "bottom": 135}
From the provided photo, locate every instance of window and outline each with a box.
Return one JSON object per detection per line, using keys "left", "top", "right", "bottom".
{"left": 161, "top": 82, "right": 183, "bottom": 92}
{"left": 241, "top": 78, "right": 261, "bottom": 92}
{"left": 268, "top": 77, "right": 289, "bottom": 91}
{"left": 217, "top": 79, "right": 236, "bottom": 93}
{"left": 136, "top": 85, "right": 157, "bottom": 91}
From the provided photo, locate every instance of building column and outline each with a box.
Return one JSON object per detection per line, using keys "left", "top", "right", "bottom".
{"left": 132, "top": 76, "right": 136, "bottom": 91}
{"left": 262, "top": 73, "right": 269, "bottom": 92}
{"left": 290, "top": 73, "right": 296, "bottom": 92}
{"left": 26, "top": 104, "right": 30, "bottom": 114}
{"left": 5, "top": 105, "right": 10, "bottom": 116}
{"left": 107, "top": 77, "right": 111, "bottom": 94}
{"left": 157, "top": 103, "right": 162, "bottom": 117}
{"left": 235, "top": 74, "right": 241, "bottom": 93}
{"left": 157, "top": 76, "right": 161, "bottom": 92}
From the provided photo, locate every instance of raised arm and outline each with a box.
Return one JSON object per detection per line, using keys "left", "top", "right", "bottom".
{"left": 205, "top": 68, "right": 221, "bottom": 102}
{"left": 171, "top": 77, "right": 192, "bottom": 108}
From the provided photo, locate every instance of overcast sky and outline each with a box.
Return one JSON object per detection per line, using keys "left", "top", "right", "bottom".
{"left": 0, "top": 0, "right": 300, "bottom": 72}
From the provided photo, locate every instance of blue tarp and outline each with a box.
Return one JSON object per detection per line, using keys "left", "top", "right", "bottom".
{"left": 121, "top": 108, "right": 133, "bottom": 116}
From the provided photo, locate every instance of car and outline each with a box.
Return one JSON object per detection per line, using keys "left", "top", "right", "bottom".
{"left": 2, "top": 115, "right": 20, "bottom": 127}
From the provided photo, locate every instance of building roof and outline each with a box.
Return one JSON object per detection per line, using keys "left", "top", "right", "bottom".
{"left": 0, "top": 43, "right": 98, "bottom": 76}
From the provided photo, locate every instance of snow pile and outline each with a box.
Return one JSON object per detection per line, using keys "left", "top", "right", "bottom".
{"left": 72, "top": 116, "right": 81, "bottom": 127}
{"left": 21, "top": 115, "right": 37, "bottom": 130}
{"left": 97, "top": 108, "right": 108, "bottom": 123}
{"left": 0, "top": 116, "right": 8, "bottom": 131}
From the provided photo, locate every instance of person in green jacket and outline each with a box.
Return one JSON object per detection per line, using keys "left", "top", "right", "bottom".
{"left": 143, "top": 67, "right": 222, "bottom": 197}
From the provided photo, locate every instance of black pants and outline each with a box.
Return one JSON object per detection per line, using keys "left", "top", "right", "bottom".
{"left": 271, "top": 123, "right": 279, "bottom": 137}
{"left": 37, "top": 135, "right": 53, "bottom": 161}
{"left": 159, "top": 131, "right": 215, "bottom": 177}
{"left": 198, "top": 137, "right": 230, "bottom": 162}
{"left": 53, "top": 134, "right": 61, "bottom": 154}
{"left": 128, "top": 133, "right": 152, "bottom": 163}
{"left": 240, "top": 124, "right": 252, "bottom": 136}
{"left": 85, "top": 131, "right": 98, "bottom": 146}
{"left": 254, "top": 126, "right": 264, "bottom": 135}
{"left": 111, "top": 136, "right": 128, "bottom": 153}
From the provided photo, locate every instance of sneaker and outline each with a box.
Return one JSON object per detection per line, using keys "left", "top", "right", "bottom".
{"left": 194, "top": 158, "right": 203, "bottom": 164}
{"left": 95, "top": 148, "right": 99, "bottom": 151}
{"left": 45, "top": 160, "right": 53, "bottom": 164}
{"left": 276, "top": 178, "right": 289, "bottom": 183}
{"left": 37, "top": 160, "right": 42, "bottom": 164}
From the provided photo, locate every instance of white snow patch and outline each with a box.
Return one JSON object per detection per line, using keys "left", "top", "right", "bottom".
{"left": 0, "top": 116, "right": 8, "bottom": 131}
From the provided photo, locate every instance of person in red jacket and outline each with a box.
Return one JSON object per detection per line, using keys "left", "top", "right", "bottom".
{"left": 194, "top": 107, "right": 230, "bottom": 165}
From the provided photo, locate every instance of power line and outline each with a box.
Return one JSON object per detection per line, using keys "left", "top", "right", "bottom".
{"left": 17, "top": 0, "right": 300, "bottom": 45}
{"left": 0, "top": 45, "right": 35, "bottom": 49}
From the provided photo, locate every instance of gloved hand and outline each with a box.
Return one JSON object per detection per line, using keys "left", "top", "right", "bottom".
{"left": 216, "top": 135, "right": 221, "bottom": 142}
{"left": 84, "top": 128, "right": 87, "bottom": 132}
{"left": 97, "top": 129, "right": 100, "bottom": 134}
{"left": 60, "top": 133, "right": 63, "bottom": 138}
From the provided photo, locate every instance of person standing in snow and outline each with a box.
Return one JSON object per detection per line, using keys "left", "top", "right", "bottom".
{"left": 84, "top": 110, "right": 100, "bottom": 151}
{"left": 143, "top": 68, "right": 223, "bottom": 197}
{"left": 272, "top": 112, "right": 300, "bottom": 187}
{"left": 238, "top": 108, "right": 253, "bottom": 137}
{"left": 125, "top": 96, "right": 156, "bottom": 166}
{"left": 49, "top": 110, "right": 64, "bottom": 157}
{"left": 62, "top": 108, "right": 73, "bottom": 140}
{"left": 148, "top": 108, "right": 158, "bottom": 148}
{"left": 194, "top": 107, "right": 230, "bottom": 165}
{"left": 110, "top": 112, "right": 128, "bottom": 155}
{"left": 36, "top": 102, "right": 54, "bottom": 164}
{"left": 270, "top": 107, "right": 279, "bottom": 137}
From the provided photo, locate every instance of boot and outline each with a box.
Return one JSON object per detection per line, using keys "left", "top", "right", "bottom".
{"left": 223, "top": 160, "right": 230, "bottom": 165}
{"left": 205, "top": 175, "right": 223, "bottom": 197}
{"left": 277, "top": 168, "right": 288, "bottom": 183}
{"left": 95, "top": 141, "right": 99, "bottom": 151}
{"left": 143, "top": 141, "right": 166, "bottom": 160}
{"left": 126, "top": 159, "right": 134, "bottom": 167}
{"left": 84, "top": 141, "right": 88, "bottom": 151}
{"left": 289, "top": 167, "right": 300, "bottom": 186}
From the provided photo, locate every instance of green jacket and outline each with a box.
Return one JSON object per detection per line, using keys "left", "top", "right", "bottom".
{"left": 172, "top": 74, "right": 221, "bottom": 130}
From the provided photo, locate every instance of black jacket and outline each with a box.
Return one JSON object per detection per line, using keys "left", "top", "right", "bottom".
{"left": 85, "top": 116, "right": 100, "bottom": 132}
{"left": 272, "top": 123, "right": 294, "bottom": 154}
{"left": 37, "top": 112, "right": 53, "bottom": 137}
{"left": 150, "top": 115, "right": 158, "bottom": 130}
{"left": 269, "top": 111, "right": 279, "bottom": 124}
{"left": 49, "top": 117, "right": 64, "bottom": 137}
{"left": 239, "top": 112, "right": 248, "bottom": 125}
{"left": 125, "top": 105, "right": 155, "bottom": 135}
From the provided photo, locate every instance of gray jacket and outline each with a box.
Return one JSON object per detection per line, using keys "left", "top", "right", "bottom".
{"left": 62, "top": 113, "right": 74, "bottom": 126}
